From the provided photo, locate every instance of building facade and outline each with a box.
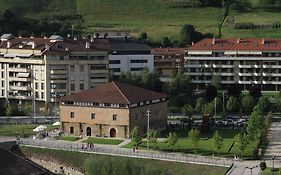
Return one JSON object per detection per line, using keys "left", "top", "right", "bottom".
{"left": 185, "top": 38, "right": 281, "bottom": 91}
{"left": 151, "top": 48, "right": 185, "bottom": 82}
{"left": 108, "top": 38, "right": 154, "bottom": 77}
{"left": 60, "top": 81, "right": 168, "bottom": 138}
{"left": 0, "top": 34, "right": 109, "bottom": 113}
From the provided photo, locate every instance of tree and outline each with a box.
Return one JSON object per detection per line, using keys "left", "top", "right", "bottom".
{"left": 167, "top": 132, "right": 178, "bottom": 151}
{"left": 22, "top": 102, "right": 32, "bottom": 117}
{"left": 203, "top": 101, "right": 215, "bottom": 115}
{"left": 241, "top": 95, "right": 255, "bottom": 115}
{"left": 180, "top": 24, "right": 203, "bottom": 46}
{"left": 130, "top": 127, "right": 141, "bottom": 148}
{"left": 256, "top": 96, "right": 271, "bottom": 116}
{"left": 249, "top": 85, "right": 261, "bottom": 100}
{"left": 213, "top": 131, "right": 224, "bottom": 155}
{"left": 161, "top": 37, "right": 171, "bottom": 47}
{"left": 205, "top": 85, "right": 217, "bottom": 102}
{"left": 195, "top": 97, "right": 206, "bottom": 114}
{"left": 182, "top": 104, "right": 193, "bottom": 119}
{"left": 234, "top": 133, "right": 248, "bottom": 158}
{"left": 210, "top": 75, "right": 221, "bottom": 89}
{"left": 5, "top": 103, "right": 13, "bottom": 117}
{"left": 226, "top": 96, "right": 240, "bottom": 113}
{"left": 148, "top": 129, "right": 159, "bottom": 149}
{"left": 246, "top": 110, "right": 264, "bottom": 141}
{"left": 227, "top": 84, "right": 242, "bottom": 98}
{"left": 40, "top": 102, "right": 49, "bottom": 116}
{"left": 139, "top": 32, "right": 148, "bottom": 42}
{"left": 188, "top": 129, "right": 200, "bottom": 153}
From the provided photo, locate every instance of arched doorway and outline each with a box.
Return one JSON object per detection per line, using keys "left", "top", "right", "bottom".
{"left": 110, "top": 128, "right": 116, "bottom": 138}
{"left": 86, "top": 127, "right": 91, "bottom": 136}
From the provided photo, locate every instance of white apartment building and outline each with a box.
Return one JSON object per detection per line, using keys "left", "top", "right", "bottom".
{"left": 185, "top": 38, "right": 281, "bottom": 91}
{"left": 108, "top": 37, "right": 154, "bottom": 76}
{"left": 0, "top": 34, "right": 109, "bottom": 114}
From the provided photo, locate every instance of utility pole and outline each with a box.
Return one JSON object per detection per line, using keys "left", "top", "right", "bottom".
{"left": 214, "top": 97, "right": 217, "bottom": 122}
{"left": 147, "top": 109, "right": 151, "bottom": 149}
{"left": 222, "top": 92, "right": 225, "bottom": 114}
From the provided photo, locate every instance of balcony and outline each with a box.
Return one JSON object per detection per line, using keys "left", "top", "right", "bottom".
{"left": 186, "top": 72, "right": 202, "bottom": 76}
{"left": 90, "top": 78, "right": 108, "bottom": 83}
{"left": 221, "top": 80, "right": 235, "bottom": 84}
{"left": 238, "top": 81, "right": 251, "bottom": 84}
{"left": 9, "top": 77, "right": 31, "bottom": 82}
{"left": 262, "top": 65, "right": 273, "bottom": 68}
{"left": 272, "top": 73, "right": 281, "bottom": 77}
{"left": 184, "top": 64, "right": 202, "bottom": 68}
{"left": 221, "top": 72, "right": 235, "bottom": 76}
{"left": 50, "top": 74, "right": 67, "bottom": 80}
{"left": 50, "top": 88, "right": 67, "bottom": 93}
{"left": 254, "top": 65, "right": 260, "bottom": 68}
{"left": 50, "top": 79, "right": 67, "bottom": 83}
{"left": 9, "top": 94, "right": 32, "bottom": 100}
{"left": 239, "top": 73, "right": 252, "bottom": 76}
{"left": 10, "top": 86, "right": 32, "bottom": 91}
{"left": 90, "top": 69, "right": 108, "bottom": 74}
{"left": 50, "top": 70, "right": 67, "bottom": 74}
{"left": 262, "top": 81, "right": 273, "bottom": 84}
{"left": 262, "top": 73, "right": 272, "bottom": 76}
{"left": 238, "top": 65, "right": 252, "bottom": 68}
{"left": 221, "top": 65, "right": 235, "bottom": 68}
{"left": 212, "top": 64, "right": 222, "bottom": 68}
{"left": 9, "top": 67, "right": 32, "bottom": 73}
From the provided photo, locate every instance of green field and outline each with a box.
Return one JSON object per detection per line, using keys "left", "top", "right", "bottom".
{"left": 0, "top": 124, "right": 59, "bottom": 136}
{"left": 56, "top": 136, "right": 79, "bottom": 142}
{"left": 84, "top": 137, "right": 124, "bottom": 145}
{"left": 124, "top": 128, "right": 258, "bottom": 159}
{"left": 1, "top": 0, "right": 281, "bottom": 41}
{"left": 20, "top": 146, "right": 228, "bottom": 175}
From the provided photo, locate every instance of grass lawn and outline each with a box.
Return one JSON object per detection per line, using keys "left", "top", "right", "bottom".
{"left": 83, "top": 137, "right": 123, "bottom": 145}
{"left": 262, "top": 168, "right": 280, "bottom": 175}
{"left": 20, "top": 146, "right": 228, "bottom": 175}
{"left": 56, "top": 136, "right": 79, "bottom": 142}
{"left": 123, "top": 128, "right": 258, "bottom": 159}
{"left": 0, "top": 124, "right": 59, "bottom": 137}
{"left": 76, "top": 0, "right": 281, "bottom": 41}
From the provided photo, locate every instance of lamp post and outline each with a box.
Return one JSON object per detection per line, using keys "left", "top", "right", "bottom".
{"left": 245, "top": 165, "right": 258, "bottom": 175}
{"left": 146, "top": 109, "right": 151, "bottom": 149}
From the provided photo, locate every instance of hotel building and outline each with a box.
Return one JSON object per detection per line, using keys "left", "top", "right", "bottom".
{"left": 185, "top": 38, "right": 281, "bottom": 91}
{"left": 151, "top": 48, "right": 185, "bottom": 82}
{"left": 0, "top": 34, "right": 109, "bottom": 113}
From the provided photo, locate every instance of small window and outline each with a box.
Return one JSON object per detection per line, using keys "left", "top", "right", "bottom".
{"left": 70, "top": 112, "right": 75, "bottom": 118}
{"left": 70, "top": 127, "right": 74, "bottom": 134}
{"left": 91, "top": 113, "right": 96, "bottom": 119}
{"left": 79, "top": 65, "right": 84, "bottom": 72}
{"left": 70, "top": 84, "right": 75, "bottom": 91}
{"left": 113, "top": 114, "right": 117, "bottom": 121}
{"left": 80, "top": 83, "right": 84, "bottom": 90}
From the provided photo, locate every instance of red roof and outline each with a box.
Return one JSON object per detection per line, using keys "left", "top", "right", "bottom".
{"left": 187, "top": 38, "right": 281, "bottom": 51}
{"left": 61, "top": 81, "right": 168, "bottom": 104}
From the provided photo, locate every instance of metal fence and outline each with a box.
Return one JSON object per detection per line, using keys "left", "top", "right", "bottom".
{"left": 19, "top": 138, "right": 233, "bottom": 168}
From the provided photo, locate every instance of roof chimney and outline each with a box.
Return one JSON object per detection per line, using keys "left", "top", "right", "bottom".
{"left": 31, "top": 42, "right": 36, "bottom": 49}
{"left": 85, "top": 42, "right": 90, "bottom": 49}
{"left": 237, "top": 38, "right": 240, "bottom": 43}
{"left": 19, "top": 35, "right": 22, "bottom": 38}
{"left": 262, "top": 38, "right": 265, "bottom": 45}
{"left": 212, "top": 37, "right": 216, "bottom": 45}
{"left": 191, "top": 42, "right": 194, "bottom": 45}
{"left": 74, "top": 36, "right": 77, "bottom": 41}
{"left": 43, "top": 36, "right": 48, "bottom": 39}
{"left": 45, "top": 44, "right": 49, "bottom": 51}
{"left": 30, "top": 35, "right": 34, "bottom": 39}
{"left": 7, "top": 41, "right": 11, "bottom": 48}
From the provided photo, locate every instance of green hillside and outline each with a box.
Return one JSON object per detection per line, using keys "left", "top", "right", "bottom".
{"left": 76, "top": 0, "right": 281, "bottom": 41}
{"left": 0, "top": 0, "right": 281, "bottom": 41}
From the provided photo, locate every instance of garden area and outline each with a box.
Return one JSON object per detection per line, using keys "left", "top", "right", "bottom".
{"left": 83, "top": 137, "right": 124, "bottom": 145}
{"left": 20, "top": 146, "right": 228, "bottom": 175}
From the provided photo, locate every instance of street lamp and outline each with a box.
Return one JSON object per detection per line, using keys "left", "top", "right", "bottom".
{"left": 272, "top": 156, "right": 276, "bottom": 170}
{"left": 146, "top": 109, "right": 151, "bottom": 149}
{"left": 245, "top": 165, "right": 258, "bottom": 175}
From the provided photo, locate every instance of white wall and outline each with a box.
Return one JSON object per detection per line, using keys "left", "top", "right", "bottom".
{"left": 109, "top": 55, "right": 154, "bottom": 75}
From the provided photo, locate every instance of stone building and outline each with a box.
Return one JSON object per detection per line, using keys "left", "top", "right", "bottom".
{"left": 60, "top": 81, "right": 168, "bottom": 138}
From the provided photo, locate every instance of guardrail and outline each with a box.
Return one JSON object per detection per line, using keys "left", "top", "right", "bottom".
{"left": 19, "top": 138, "right": 233, "bottom": 168}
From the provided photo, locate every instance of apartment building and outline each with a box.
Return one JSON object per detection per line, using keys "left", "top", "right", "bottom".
{"left": 108, "top": 37, "right": 154, "bottom": 77}
{"left": 60, "top": 81, "right": 168, "bottom": 138}
{"left": 0, "top": 34, "right": 109, "bottom": 113}
{"left": 185, "top": 38, "right": 281, "bottom": 91}
{"left": 151, "top": 48, "right": 185, "bottom": 82}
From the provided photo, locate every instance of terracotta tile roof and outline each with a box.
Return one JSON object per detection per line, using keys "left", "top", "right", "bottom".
{"left": 187, "top": 38, "right": 281, "bottom": 51}
{"left": 0, "top": 37, "right": 53, "bottom": 50}
{"left": 151, "top": 48, "right": 186, "bottom": 55}
{"left": 61, "top": 81, "right": 168, "bottom": 104}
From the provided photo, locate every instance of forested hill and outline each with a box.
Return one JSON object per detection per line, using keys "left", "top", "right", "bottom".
{"left": 0, "top": 0, "right": 281, "bottom": 42}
